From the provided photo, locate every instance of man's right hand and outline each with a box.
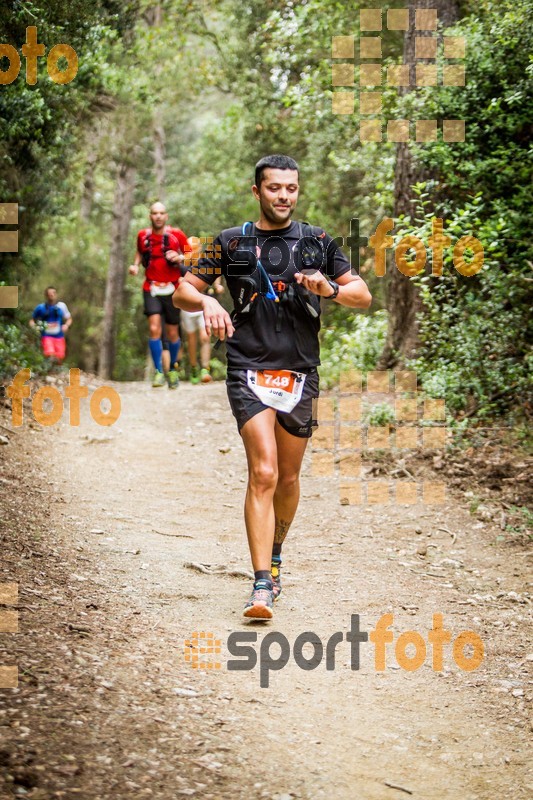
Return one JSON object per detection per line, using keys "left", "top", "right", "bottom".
{"left": 128, "top": 264, "right": 139, "bottom": 276}
{"left": 201, "top": 296, "right": 235, "bottom": 340}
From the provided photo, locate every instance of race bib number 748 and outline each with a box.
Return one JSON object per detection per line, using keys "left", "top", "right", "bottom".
{"left": 247, "top": 369, "right": 306, "bottom": 413}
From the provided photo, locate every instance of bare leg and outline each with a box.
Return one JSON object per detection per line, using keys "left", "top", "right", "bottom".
{"left": 187, "top": 331, "right": 198, "bottom": 367}
{"left": 148, "top": 315, "right": 162, "bottom": 339}
{"left": 240, "top": 408, "right": 278, "bottom": 572}
{"left": 166, "top": 324, "right": 179, "bottom": 344}
{"left": 273, "top": 420, "right": 309, "bottom": 552}
{"left": 164, "top": 323, "right": 180, "bottom": 369}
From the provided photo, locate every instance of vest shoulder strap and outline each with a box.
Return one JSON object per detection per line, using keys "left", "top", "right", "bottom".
{"left": 299, "top": 221, "right": 325, "bottom": 238}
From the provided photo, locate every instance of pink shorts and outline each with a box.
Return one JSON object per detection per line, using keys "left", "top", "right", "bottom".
{"left": 41, "top": 336, "right": 66, "bottom": 360}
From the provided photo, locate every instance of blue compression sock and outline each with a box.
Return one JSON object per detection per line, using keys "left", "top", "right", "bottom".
{"left": 149, "top": 338, "right": 163, "bottom": 371}
{"left": 169, "top": 339, "right": 180, "bottom": 368}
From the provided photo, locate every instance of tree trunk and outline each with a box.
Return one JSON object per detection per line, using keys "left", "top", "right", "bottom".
{"left": 378, "top": 0, "right": 460, "bottom": 369}
{"left": 153, "top": 120, "right": 166, "bottom": 201}
{"left": 80, "top": 149, "right": 98, "bottom": 222}
{"left": 150, "top": 4, "right": 166, "bottom": 202}
{"left": 80, "top": 123, "right": 105, "bottom": 222}
{"left": 98, "top": 160, "right": 136, "bottom": 379}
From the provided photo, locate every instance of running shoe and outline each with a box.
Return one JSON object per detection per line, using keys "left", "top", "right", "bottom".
{"left": 243, "top": 579, "right": 274, "bottom": 620}
{"left": 190, "top": 365, "right": 200, "bottom": 385}
{"left": 271, "top": 556, "right": 282, "bottom": 601}
{"left": 167, "top": 369, "right": 180, "bottom": 390}
{"left": 200, "top": 367, "right": 212, "bottom": 384}
{"left": 152, "top": 370, "right": 166, "bottom": 388}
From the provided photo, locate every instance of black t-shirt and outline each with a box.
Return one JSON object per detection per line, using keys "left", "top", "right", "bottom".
{"left": 196, "top": 220, "right": 352, "bottom": 370}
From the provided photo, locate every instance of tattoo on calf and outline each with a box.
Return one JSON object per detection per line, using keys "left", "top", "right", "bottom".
{"left": 274, "top": 517, "right": 292, "bottom": 544}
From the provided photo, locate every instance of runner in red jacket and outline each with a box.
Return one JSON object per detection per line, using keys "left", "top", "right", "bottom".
{"left": 129, "top": 202, "right": 190, "bottom": 388}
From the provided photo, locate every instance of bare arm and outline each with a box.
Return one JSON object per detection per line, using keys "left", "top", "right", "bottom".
{"left": 129, "top": 249, "right": 142, "bottom": 276}
{"left": 173, "top": 273, "right": 235, "bottom": 340}
{"left": 212, "top": 276, "right": 224, "bottom": 295}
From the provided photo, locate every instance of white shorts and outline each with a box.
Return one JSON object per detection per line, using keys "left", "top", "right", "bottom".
{"left": 181, "top": 310, "right": 206, "bottom": 334}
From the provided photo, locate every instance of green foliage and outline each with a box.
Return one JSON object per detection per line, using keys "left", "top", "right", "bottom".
{"left": 504, "top": 506, "right": 533, "bottom": 539}
{"left": 363, "top": 401, "right": 396, "bottom": 427}
{"left": 113, "top": 301, "right": 147, "bottom": 381}
{"left": 25, "top": 217, "right": 112, "bottom": 372}
{"left": 392, "top": 7, "right": 533, "bottom": 420}
{"left": 319, "top": 309, "right": 388, "bottom": 389}
{"left": 1, "top": 0, "right": 530, "bottom": 423}
{"left": 388, "top": 0, "right": 533, "bottom": 423}
{"left": 208, "top": 357, "right": 227, "bottom": 381}
{"left": 403, "top": 0, "right": 532, "bottom": 226}
{"left": 0, "top": 300, "right": 47, "bottom": 378}
{"left": 0, "top": 2, "right": 129, "bottom": 223}
{"left": 394, "top": 198, "right": 532, "bottom": 418}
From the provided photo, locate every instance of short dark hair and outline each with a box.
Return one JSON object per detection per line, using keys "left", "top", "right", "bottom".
{"left": 254, "top": 154, "right": 299, "bottom": 188}
{"left": 45, "top": 286, "right": 56, "bottom": 293}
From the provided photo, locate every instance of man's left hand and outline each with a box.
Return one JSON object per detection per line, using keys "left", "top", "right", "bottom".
{"left": 294, "top": 270, "right": 334, "bottom": 297}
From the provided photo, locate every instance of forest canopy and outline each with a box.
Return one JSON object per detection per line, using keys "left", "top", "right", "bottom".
{"left": 0, "top": 0, "right": 531, "bottom": 429}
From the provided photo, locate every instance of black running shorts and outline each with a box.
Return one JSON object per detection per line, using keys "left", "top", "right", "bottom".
{"left": 226, "top": 368, "right": 319, "bottom": 438}
{"left": 143, "top": 290, "right": 181, "bottom": 325}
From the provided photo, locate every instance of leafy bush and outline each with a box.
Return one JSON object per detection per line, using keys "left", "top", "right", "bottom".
{"left": 319, "top": 309, "right": 388, "bottom": 388}
{"left": 0, "top": 280, "right": 49, "bottom": 378}
{"left": 396, "top": 198, "right": 532, "bottom": 419}
{"left": 393, "top": 0, "right": 533, "bottom": 424}
{"left": 363, "top": 401, "right": 396, "bottom": 427}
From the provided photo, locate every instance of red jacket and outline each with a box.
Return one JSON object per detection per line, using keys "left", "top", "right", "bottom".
{"left": 137, "top": 226, "right": 190, "bottom": 291}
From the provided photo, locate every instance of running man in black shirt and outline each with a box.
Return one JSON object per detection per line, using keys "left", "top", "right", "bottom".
{"left": 173, "top": 154, "right": 371, "bottom": 619}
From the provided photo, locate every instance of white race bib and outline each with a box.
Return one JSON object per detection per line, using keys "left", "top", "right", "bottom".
{"left": 150, "top": 281, "right": 175, "bottom": 297}
{"left": 45, "top": 321, "right": 61, "bottom": 335}
{"left": 247, "top": 369, "right": 306, "bottom": 413}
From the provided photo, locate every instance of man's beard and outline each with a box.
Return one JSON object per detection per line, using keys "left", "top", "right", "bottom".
{"left": 260, "top": 199, "right": 294, "bottom": 225}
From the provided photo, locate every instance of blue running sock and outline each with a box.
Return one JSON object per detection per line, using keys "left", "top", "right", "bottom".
{"left": 169, "top": 338, "right": 180, "bottom": 368}
{"left": 149, "top": 338, "right": 163, "bottom": 371}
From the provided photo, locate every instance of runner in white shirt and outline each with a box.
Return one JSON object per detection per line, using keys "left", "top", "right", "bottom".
{"left": 181, "top": 278, "right": 224, "bottom": 384}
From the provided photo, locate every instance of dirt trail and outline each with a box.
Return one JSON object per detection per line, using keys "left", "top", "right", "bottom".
{"left": 0, "top": 378, "right": 531, "bottom": 799}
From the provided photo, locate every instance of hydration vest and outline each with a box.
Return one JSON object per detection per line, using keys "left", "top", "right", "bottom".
{"left": 231, "top": 221, "right": 326, "bottom": 331}
{"left": 140, "top": 226, "right": 186, "bottom": 275}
